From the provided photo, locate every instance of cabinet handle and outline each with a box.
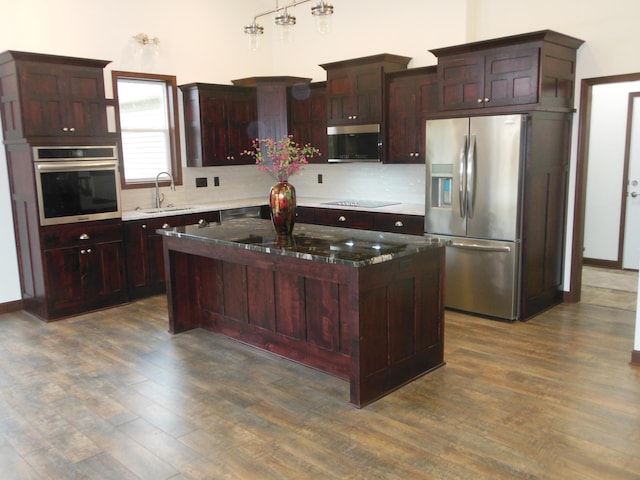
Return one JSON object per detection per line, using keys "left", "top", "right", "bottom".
{"left": 79, "top": 233, "right": 90, "bottom": 240}
{"left": 394, "top": 221, "right": 404, "bottom": 227}
{"left": 338, "top": 215, "right": 346, "bottom": 222}
{"left": 80, "top": 248, "right": 92, "bottom": 254}
{"left": 162, "top": 223, "right": 170, "bottom": 229}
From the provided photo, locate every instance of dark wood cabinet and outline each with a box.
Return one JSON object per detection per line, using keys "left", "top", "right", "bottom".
{"left": 287, "top": 82, "right": 328, "bottom": 162}
{"left": 124, "top": 211, "right": 220, "bottom": 299}
{"left": 385, "top": 67, "right": 438, "bottom": 164}
{"left": 372, "top": 212, "right": 424, "bottom": 235}
{"left": 430, "top": 30, "right": 584, "bottom": 113}
{"left": 41, "top": 219, "right": 127, "bottom": 319}
{"left": 297, "top": 206, "right": 424, "bottom": 236}
{"left": 0, "top": 50, "right": 110, "bottom": 141}
{"left": 320, "top": 54, "right": 411, "bottom": 126}
{"left": 314, "top": 208, "right": 375, "bottom": 230}
{"left": 180, "top": 83, "right": 257, "bottom": 166}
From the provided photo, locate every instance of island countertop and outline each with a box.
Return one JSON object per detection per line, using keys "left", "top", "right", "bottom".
{"left": 157, "top": 217, "right": 441, "bottom": 266}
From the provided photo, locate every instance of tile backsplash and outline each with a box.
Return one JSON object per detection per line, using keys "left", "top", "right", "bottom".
{"left": 120, "top": 163, "right": 426, "bottom": 211}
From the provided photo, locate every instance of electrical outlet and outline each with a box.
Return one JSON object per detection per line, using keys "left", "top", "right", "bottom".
{"left": 214, "top": 176, "right": 220, "bottom": 187}
{"left": 195, "top": 177, "right": 208, "bottom": 187}
{"left": 318, "top": 174, "right": 323, "bottom": 184}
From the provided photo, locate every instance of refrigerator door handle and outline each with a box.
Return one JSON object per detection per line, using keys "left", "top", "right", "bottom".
{"left": 448, "top": 242, "right": 512, "bottom": 253}
{"left": 459, "top": 136, "right": 467, "bottom": 218}
{"left": 466, "top": 135, "right": 476, "bottom": 218}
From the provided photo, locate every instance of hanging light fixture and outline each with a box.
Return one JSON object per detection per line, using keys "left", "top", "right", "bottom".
{"left": 244, "top": 0, "right": 334, "bottom": 43}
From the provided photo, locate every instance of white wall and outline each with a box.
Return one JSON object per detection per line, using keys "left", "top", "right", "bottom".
{"left": 2, "top": 0, "right": 640, "bottom": 304}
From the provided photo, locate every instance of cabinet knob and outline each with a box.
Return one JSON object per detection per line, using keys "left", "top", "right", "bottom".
{"left": 62, "top": 127, "right": 68, "bottom": 132}
{"left": 162, "top": 223, "right": 170, "bottom": 229}
{"left": 142, "top": 224, "right": 147, "bottom": 229}
{"left": 477, "top": 98, "right": 484, "bottom": 104}
{"left": 80, "top": 248, "right": 92, "bottom": 254}
{"left": 394, "top": 221, "right": 404, "bottom": 227}
{"left": 69, "top": 127, "right": 76, "bottom": 132}
{"left": 338, "top": 215, "right": 346, "bottom": 222}
{"left": 484, "top": 98, "right": 490, "bottom": 103}
{"left": 79, "top": 233, "right": 90, "bottom": 240}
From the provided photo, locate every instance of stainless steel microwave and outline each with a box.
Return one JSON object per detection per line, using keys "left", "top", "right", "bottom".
{"left": 33, "top": 146, "right": 122, "bottom": 226}
{"left": 327, "top": 124, "right": 381, "bottom": 162}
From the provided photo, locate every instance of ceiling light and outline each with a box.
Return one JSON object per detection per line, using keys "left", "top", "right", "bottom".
{"left": 244, "top": 0, "right": 334, "bottom": 42}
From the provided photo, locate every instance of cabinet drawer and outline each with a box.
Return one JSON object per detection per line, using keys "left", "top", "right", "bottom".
{"left": 184, "top": 210, "right": 221, "bottom": 226}
{"left": 373, "top": 214, "right": 425, "bottom": 235}
{"left": 314, "top": 208, "right": 374, "bottom": 229}
{"left": 42, "top": 219, "right": 123, "bottom": 250}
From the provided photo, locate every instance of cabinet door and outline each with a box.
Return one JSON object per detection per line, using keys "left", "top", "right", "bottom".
{"left": 201, "top": 94, "right": 229, "bottom": 166}
{"left": 387, "top": 76, "right": 419, "bottom": 163}
{"left": 123, "top": 220, "right": 150, "bottom": 296}
{"left": 45, "top": 246, "right": 84, "bottom": 314}
{"left": 352, "top": 66, "right": 383, "bottom": 124}
{"left": 326, "top": 70, "right": 352, "bottom": 125}
{"left": 288, "top": 84, "right": 328, "bottom": 163}
{"left": 483, "top": 47, "right": 539, "bottom": 108}
{"left": 437, "top": 53, "right": 485, "bottom": 111}
{"left": 18, "top": 62, "right": 68, "bottom": 136}
{"left": 82, "top": 241, "right": 127, "bottom": 304}
{"left": 226, "top": 89, "right": 256, "bottom": 164}
{"left": 61, "top": 68, "right": 108, "bottom": 136}
{"left": 147, "top": 216, "right": 185, "bottom": 292}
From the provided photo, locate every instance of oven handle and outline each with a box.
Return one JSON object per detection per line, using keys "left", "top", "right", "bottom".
{"left": 36, "top": 161, "right": 118, "bottom": 172}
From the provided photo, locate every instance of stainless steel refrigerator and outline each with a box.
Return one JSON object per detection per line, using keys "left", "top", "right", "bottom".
{"left": 424, "top": 114, "right": 526, "bottom": 320}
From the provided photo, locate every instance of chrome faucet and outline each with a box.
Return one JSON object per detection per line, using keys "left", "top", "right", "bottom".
{"left": 155, "top": 171, "right": 175, "bottom": 208}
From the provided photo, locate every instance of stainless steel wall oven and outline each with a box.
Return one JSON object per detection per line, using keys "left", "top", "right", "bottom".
{"left": 33, "top": 145, "right": 121, "bottom": 226}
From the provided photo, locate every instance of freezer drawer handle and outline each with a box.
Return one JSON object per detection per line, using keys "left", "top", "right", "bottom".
{"left": 449, "top": 242, "right": 511, "bottom": 253}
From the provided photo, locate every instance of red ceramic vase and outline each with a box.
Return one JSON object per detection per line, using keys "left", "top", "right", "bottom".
{"left": 269, "top": 180, "right": 296, "bottom": 236}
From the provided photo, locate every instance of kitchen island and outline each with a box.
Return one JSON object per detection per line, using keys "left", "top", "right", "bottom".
{"left": 159, "top": 218, "right": 445, "bottom": 407}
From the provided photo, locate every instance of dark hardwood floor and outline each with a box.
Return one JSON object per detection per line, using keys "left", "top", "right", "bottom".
{"left": 0, "top": 295, "right": 638, "bottom": 479}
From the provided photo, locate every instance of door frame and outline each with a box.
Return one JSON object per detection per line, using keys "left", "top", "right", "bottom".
{"left": 620, "top": 92, "right": 640, "bottom": 269}
{"left": 568, "top": 73, "right": 640, "bottom": 302}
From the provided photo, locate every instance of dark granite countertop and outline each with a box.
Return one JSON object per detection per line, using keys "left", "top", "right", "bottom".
{"left": 157, "top": 217, "right": 441, "bottom": 266}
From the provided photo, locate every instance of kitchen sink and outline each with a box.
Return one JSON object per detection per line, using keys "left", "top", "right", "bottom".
{"left": 142, "top": 206, "right": 196, "bottom": 214}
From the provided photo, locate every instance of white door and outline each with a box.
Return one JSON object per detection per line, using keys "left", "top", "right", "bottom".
{"left": 623, "top": 93, "right": 640, "bottom": 270}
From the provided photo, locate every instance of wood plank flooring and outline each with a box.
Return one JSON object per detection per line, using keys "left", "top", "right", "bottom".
{"left": 0, "top": 295, "right": 638, "bottom": 479}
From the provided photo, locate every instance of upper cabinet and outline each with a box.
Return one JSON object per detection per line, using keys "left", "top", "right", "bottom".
{"left": 430, "top": 30, "right": 584, "bottom": 113}
{"left": 385, "top": 66, "right": 438, "bottom": 164}
{"left": 287, "top": 82, "right": 328, "bottom": 163}
{"left": 180, "top": 83, "right": 257, "bottom": 167}
{"left": 0, "top": 50, "right": 110, "bottom": 141}
{"left": 320, "top": 54, "right": 411, "bottom": 126}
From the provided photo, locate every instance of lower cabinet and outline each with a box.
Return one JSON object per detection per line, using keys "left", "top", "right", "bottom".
{"left": 297, "top": 206, "right": 424, "bottom": 236}
{"left": 124, "top": 210, "right": 220, "bottom": 299}
{"left": 41, "top": 219, "right": 128, "bottom": 319}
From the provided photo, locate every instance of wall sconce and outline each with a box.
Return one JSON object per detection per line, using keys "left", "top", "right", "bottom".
{"left": 132, "top": 33, "right": 160, "bottom": 55}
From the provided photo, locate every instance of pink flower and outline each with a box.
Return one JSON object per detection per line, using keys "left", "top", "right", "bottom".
{"left": 242, "top": 135, "right": 321, "bottom": 182}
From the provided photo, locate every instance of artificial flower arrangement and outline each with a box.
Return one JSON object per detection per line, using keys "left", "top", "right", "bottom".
{"left": 243, "top": 135, "right": 321, "bottom": 182}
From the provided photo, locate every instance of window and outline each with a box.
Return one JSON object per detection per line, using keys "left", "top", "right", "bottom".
{"left": 112, "top": 71, "right": 182, "bottom": 188}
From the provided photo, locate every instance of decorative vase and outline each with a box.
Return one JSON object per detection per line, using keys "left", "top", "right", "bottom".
{"left": 269, "top": 180, "right": 296, "bottom": 236}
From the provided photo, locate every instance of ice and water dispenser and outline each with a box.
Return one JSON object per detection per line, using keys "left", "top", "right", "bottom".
{"left": 430, "top": 164, "right": 453, "bottom": 208}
